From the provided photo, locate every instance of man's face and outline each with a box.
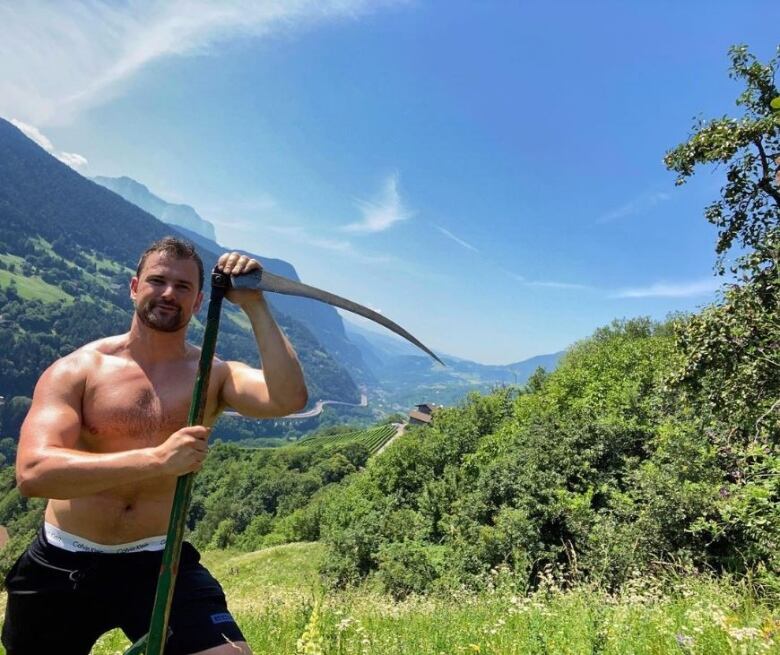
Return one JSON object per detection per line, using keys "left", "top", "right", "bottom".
{"left": 130, "top": 253, "right": 203, "bottom": 333}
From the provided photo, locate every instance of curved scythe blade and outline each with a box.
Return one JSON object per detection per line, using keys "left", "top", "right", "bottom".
{"left": 230, "top": 269, "right": 444, "bottom": 366}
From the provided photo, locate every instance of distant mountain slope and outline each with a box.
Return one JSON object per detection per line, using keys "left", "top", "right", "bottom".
{"left": 92, "top": 175, "right": 217, "bottom": 241}
{"left": 344, "top": 319, "right": 563, "bottom": 409}
{"left": 0, "top": 118, "right": 359, "bottom": 424}
{"left": 93, "top": 176, "right": 375, "bottom": 387}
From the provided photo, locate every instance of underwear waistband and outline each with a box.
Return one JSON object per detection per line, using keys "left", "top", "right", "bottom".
{"left": 43, "top": 522, "right": 167, "bottom": 554}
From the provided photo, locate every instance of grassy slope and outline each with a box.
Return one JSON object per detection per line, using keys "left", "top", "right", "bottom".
{"left": 0, "top": 254, "right": 73, "bottom": 303}
{"left": 0, "top": 238, "right": 127, "bottom": 303}
{"left": 73, "top": 542, "right": 780, "bottom": 655}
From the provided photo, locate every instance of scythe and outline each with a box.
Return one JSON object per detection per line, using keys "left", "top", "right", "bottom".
{"left": 125, "top": 265, "right": 441, "bottom": 654}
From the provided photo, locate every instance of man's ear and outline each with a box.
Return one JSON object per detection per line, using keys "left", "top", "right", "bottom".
{"left": 130, "top": 276, "right": 139, "bottom": 301}
{"left": 193, "top": 290, "right": 204, "bottom": 314}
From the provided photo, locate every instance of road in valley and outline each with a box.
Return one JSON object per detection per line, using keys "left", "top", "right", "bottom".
{"left": 224, "top": 392, "right": 368, "bottom": 420}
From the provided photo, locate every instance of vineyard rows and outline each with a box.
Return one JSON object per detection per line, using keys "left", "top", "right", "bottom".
{"left": 298, "top": 424, "right": 398, "bottom": 455}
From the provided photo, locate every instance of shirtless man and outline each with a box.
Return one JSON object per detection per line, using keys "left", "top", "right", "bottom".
{"left": 2, "top": 237, "right": 307, "bottom": 655}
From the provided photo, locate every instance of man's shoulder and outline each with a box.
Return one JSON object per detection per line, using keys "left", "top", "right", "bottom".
{"left": 79, "top": 334, "right": 129, "bottom": 356}
{"left": 49, "top": 335, "right": 128, "bottom": 375}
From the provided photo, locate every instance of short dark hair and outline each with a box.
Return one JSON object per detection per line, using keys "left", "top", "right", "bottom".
{"left": 136, "top": 236, "right": 204, "bottom": 290}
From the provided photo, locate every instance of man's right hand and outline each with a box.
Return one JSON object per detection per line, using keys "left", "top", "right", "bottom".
{"left": 154, "top": 426, "right": 210, "bottom": 476}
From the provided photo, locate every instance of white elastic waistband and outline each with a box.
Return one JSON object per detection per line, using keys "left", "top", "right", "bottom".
{"left": 44, "top": 522, "right": 166, "bottom": 554}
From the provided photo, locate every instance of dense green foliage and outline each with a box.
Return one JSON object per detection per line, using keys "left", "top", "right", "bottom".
{"left": 318, "top": 320, "right": 712, "bottom": 595}
{"left": 0, "top": 466, "right": 46, "bottom": 580}
{"left": 662, "top": 45, "right": 780, "bottom": 590}
{"left": 186, "top": 439, "right": 372, "bottom": 551}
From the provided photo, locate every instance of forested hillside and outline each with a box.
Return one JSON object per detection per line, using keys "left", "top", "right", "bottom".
{"left": 0, "top": 117, "right": 360, "bottom": 440}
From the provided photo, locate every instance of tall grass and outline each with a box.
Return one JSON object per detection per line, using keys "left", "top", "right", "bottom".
{"left": 4, "top": 543, "right": 777, "bottom": 654}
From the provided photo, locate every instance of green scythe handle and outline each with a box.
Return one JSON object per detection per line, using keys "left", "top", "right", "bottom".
{"left": 125, "top": 269, "right": 229, "bottom": 655}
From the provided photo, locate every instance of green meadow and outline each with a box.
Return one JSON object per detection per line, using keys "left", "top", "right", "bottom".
{"left": 0, "top": 253, "right": 72, "bottom": 303}
{"left": 42, "top": 542, "right": 773, "bottom": 655}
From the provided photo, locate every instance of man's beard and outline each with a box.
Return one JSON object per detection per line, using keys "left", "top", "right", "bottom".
{"left": 135, "top": 298, "right": 186, "bottom": 333}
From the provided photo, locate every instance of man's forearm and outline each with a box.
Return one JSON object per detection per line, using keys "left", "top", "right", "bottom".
{"left": 17, "top": 446, "right": 163, "bottom": 500}
{"left": 241, "top": 296, "right": 308, "bottom": 411}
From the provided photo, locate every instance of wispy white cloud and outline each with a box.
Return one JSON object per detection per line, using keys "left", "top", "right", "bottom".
{"left": 612, "top": 278, "right": 722, "bottom": 299}
{"left": 268, "top": 225, "right": 353, "bottom": 253}
{"left": 267, "top": 223, "right": 400, "bottom": 267}
{"left": 202, "top": 195, "right": 279, "bottom": 216}
{"left": 504, "top": 269, "right": 594, "bottom": 291}
{"left": 57, "top": 151, "right": 89, "bottom": 169}
{"left": 199, "top": 195, "right": 282, "bottom": 235}
{"left": 9, "top": 119, "right": 54, "bottom": 150}
{"left": 505, "top": 267, "right": 720, "bottom": 299}
{"left": 524, "top": 280, "right": 595, "bottom": 291}
{"left": 9, "top": 118, "right": 88, "bottom": 170}
{"left": 209, "top": 216, "right": 261, "bottom": 232}
{"left": 0, "top": 0, "right": 398, "bottom": 126}
{"left": 597, "top": 191, "right": 671, "bottom": 224}
{"left": 342, "top": 173, "right": 412, "bottom": 233}
{"left": 434, "top": 225, "right": 479, "bottom": 252}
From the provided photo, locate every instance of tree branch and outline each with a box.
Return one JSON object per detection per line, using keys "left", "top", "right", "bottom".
{"left": 754, "top": 138, "right": 780, "bottom": 206}
{"left": 754, "top": 397, "right": 780, "bottom": 440}
{"left": 755, "top": 350, "right": 780, "bottom": 369}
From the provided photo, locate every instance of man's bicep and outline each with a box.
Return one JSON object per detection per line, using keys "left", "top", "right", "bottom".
{"left": 219, "top": 361, "right": 278, "bottom": 418}
{"left": 19, "top": 359, "right": 85, "bottom": 455}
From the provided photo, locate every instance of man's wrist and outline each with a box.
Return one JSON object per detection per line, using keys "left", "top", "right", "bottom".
{"left": 239, "top": 293, "right": 268, "bottom": 312}
{"left": 145, "top": 446, "right": 168, "bottom": 475}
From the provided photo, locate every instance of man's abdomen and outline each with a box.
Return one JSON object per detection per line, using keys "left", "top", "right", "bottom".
{"left": 44, "top": 481, "right": 177, "bottom": 545}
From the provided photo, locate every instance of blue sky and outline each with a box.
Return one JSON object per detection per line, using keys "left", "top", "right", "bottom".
{"left": 1, "top": 1, "right": 778, "bottom": 363}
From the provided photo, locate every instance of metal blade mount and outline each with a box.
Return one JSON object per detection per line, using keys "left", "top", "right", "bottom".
{"left": 231, "top": 269, "right": 444, "bottom": 366}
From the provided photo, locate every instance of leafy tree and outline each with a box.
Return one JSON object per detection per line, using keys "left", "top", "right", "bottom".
{"left": 525, "top": 366, "right": 548, "bottom": 393}
{"left": 1, "top": 397, "right": 31, "bottom": 438}
{"left": 665, "top": 45, "right": 780, "bottom": 277}
{"left": 664, "top": 45, "right": 780, "bottom": 577}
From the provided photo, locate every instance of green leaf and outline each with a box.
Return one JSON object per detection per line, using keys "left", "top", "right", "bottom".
{"left": 770, "top": 96, "right": 780, "bottom": 111}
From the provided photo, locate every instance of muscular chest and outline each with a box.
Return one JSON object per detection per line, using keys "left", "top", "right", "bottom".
{"left": 82, "top": 365, "right": 203, "bottom": 449}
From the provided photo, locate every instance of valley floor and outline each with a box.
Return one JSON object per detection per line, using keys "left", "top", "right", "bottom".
{"left": 2, "top": 542, "right": 778, "bottom": 654}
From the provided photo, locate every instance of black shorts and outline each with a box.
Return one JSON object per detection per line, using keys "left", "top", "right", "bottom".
{"left": 1, "top": 529, "right": 245, "bottom": 655}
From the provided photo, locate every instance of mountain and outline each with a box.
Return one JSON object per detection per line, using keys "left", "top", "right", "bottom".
{"left": 91, "top": 167, "right": 559, "bottom": 408}
{"left": 0, "top": 115, "right": 567, "bottom": 430}
{"left": 0, "top": 117, "right": 359, "bottom": 435}
{"left": 93, "top": 176, "right": 375, "bottom": 387}
{"left": 344, "top": 320, "right": 563, "bottom": 410}
{"left": 92, "top": 175, "right": 217, "bottom": 241}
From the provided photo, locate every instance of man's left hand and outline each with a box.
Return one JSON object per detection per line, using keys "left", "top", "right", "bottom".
{"left": 217, "top": 252, "right": 264, "bottom": 306}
